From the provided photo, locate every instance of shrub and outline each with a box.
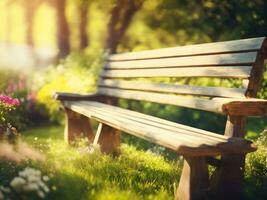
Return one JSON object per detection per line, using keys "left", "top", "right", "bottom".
{"left": 34, "top": 50, "right": 104, "bottom": 123}
{"left": 0, "top": 95, "right": 20, "bottom": 138}
{"left": 245, "top": 128, "right": 267, "bottom": 200}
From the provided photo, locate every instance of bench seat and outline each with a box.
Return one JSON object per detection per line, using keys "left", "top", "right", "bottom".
{"left": 56, "top": 37, "right": 267, "bottom": 200}
{"left": 63, "top": 100, "right": 256, "bottom": 156}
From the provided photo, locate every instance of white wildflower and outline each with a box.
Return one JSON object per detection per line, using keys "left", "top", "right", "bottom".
{"left": 37, "top": 190, "right": 45, "bottom": 198}
{"left": 0, "top": 186, "right": 10, "bottom": 193}
{"left": 42, "top": 176, "right": 49, "bottom": 182}
{"left": 42, "top": 185, "right": 50, "bottom": 193}
{"left": 10, "top": 177, "right": 26, "bottom": 192}
{"left": 27, "top": 175, "right": 41, "bottom": 183}
{"left": 22, "top": 183, "right": 39, "bottom": 192}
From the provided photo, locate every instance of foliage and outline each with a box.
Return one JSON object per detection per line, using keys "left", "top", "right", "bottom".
{"left": 34, "top": 49, "right": 104, "bottom": 123}
{"left": 0, "top": 70, "right": 48, "bottom": 131}
{"left": 0, "top": 95, "right": 20, "bottom": 140}
{"left": 1, "top": 125, "right": 267, "bottom": 199}
{"left": 0, "top": 167, "right": 51, "bottom": 200}
{"left": 0, "top": 125, "right": 182, "bottom": 200}
{"left": 245, "top": 128, "right": 267, "bottom": 200}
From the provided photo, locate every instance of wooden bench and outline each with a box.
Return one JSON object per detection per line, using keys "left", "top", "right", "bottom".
{"left": 55, "top": 37, "right": 267, "bottom": 200}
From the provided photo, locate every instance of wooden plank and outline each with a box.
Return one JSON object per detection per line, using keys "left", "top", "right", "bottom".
{"left": 77, "top": 101, "right": 256, "bottom": 153}
{"left": 64, "top": 108, "right": 94, "bottom": 143}
{"left": 63, "top": 101, "right": 256, "bottom": 155}
{"left": 246, "top": 38, "right": 267, "bottom": 97}
{"left": 98, "top": 79, "right": 246, "bottom": 98}
{"left": 54, "top": 92, "right": 101, "bottom": 101}
{"left": 210, "top": 115, "right": 247, "bottom": 200}
{"left": 176, "top": 157, "right": 209, "bottom": 200}
{"left": 109, "top": 37, "right": 265, "bottom": 61}
{"left": 105, "top": 52, "right": 257, "bottom": 69}
{"left": 101, "top": 66, "right": 252, "bottom": 78}
{"left": 93, "top": 123, "right": 103, "bottom": 146}
{"left": 80, "top": 101, "right": 227, "bottom": 142}
{"left": 214, "top": 97, "right": 267, "bottom": 116}
{"left": 97, "top": 87, "right": 224, "bottom": 113}
{"left": 81, "top": 101, "right": 228, "bottom": 141}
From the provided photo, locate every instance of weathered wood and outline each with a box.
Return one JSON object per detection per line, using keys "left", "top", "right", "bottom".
{"left": 246, "top": 38, "right": 267, "bottom": 97}
{"left": 63, "top": 101, "right": 256, "bottom": 156}
{"left": 97, "top": 123, "right": 120, "bottom": 155}
{"left": 99, "top": 79, "right": 246, "bottom": 98}
{"left": 64, "top": 108, "right": 94, "bottom": 143}
{"left": 221, "top": 99, "right": 267, "bottom": 116}
{"left": 97, "top": 87, "right": 222, "bottom": 113}
{"left": 176, "top": 156, "right": 209, "bottom": 200}
{"left": 209, "top": 115, "right": 247, "bottom": 200}
{"left": 102, "top": 66, "right": 252, "bottom": 78}
{"left": 106, "top": 52, "right": 257, "bottom": 69}
{"left": 81, "top": 101, "right": 228, "bottom": 141}
{"left": 54, "top": 92, "right": 102, "bottom": 101}
{"left": 109, "top": 37, "right": 265, "bottom": 61}
{"left": 93, "top": 123, "right": 103, "bottom": 146}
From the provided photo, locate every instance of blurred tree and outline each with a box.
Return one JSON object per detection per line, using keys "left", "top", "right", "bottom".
{"left": 22, "top": 0, "right": 42, "bottom": 46}
{"left": 4, "top": 0, "right": 13, "bottom": 43}
{"left": 105, "top": 0, "right": 144, "bottom": 53}
{"left": 53, "top": 0, "right": 70, "bottom": 58}
{"left": 78, "top": 0, "right": 92, "bottom": 49}
{"left": 148, "top": 0, "right": 267, "bottom": 42}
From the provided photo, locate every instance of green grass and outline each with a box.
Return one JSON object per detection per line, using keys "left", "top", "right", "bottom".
{"left": 1, "top": 125, "right": 267, "bottom": 200}
{"left": 0, "top": 125, "right": 182, "bottom": 200}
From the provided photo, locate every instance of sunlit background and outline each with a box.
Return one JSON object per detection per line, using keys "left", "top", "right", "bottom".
{"left": 0, "top": 1, "right": 267, "bottom": 199}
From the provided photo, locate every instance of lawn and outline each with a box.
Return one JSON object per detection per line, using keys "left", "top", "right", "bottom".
{"left": 0, "top": 125, "right": 267, "bottom": 200}
{"left": 0, "top": 125, "right": 182, "bottom": 200}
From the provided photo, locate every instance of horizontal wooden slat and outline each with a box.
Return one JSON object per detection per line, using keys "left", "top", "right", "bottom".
{"left": 101, "top": 66, "right": 252, "bottom": 78}
{"left": 63, "top": 101, "right": 256, "bottom": 155}
{"left": 106, "top": 52, "right": 257, "bottom": 69}
{"left": 109, "top": 37, "right": 265, "bottom": 61}
{"left": 97, "top": 87, "right": 224, "bottom": 113}
{"left": 80, "top": 101, "right": 228, "bottom": 141}
{"left": 98, "top": 79, "right": 246, "bottom": 98}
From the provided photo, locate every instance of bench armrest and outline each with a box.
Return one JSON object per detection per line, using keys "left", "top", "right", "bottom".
{"left": 214, "top": 98, "right": 267, "bottom": 116}
{"left": 53, "top": 92, "right": 101, "bottom": 101}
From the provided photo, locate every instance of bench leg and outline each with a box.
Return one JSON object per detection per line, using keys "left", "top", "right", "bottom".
{"left": 209, "top": 115, "right": 246, "bottom": 200}
{"left": 64, "top": 108, "right": 94, "bottom": 143}
{"left": 176, "top": 156, "right": 209, "bottom": 200}
{"left": 97, "top": 123, "right": 120, "bottom": 155}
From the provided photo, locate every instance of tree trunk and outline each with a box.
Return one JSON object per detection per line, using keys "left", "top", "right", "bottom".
{"left": 105, "top": 0, "right": 143, "bottom": 54}
{"left": 79, "top": 1, "right": 89, "bottom": 49}
{"left": 54, "top": 0, "right": 70, "bottom": 58}
{"left": 24, "top": 3, "right": 38, "bottom": 46}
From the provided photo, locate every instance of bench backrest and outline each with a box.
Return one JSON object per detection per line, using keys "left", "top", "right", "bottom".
{"left": 97, "top": 37, "right": 267, "bottom": 114}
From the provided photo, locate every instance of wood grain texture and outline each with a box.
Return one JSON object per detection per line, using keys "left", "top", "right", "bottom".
{"left": 109, "top": 37, "right": 265, "bottom": 61}
{"left": 101, "top": 66, "right": 252, "bottom": 78}
{"left": 62, "top": 101, "right": 256, "bottom": 156}
{"left": 99, "top": 79, "right": 246, "bottom": 98}
{"left": 176, "top": 157, "right": 209, "bottom": 200}
{"left": 210, "top": 115, "right": 247, "bottom": 200}
{"left": 106, "top": 52, "right": 257, "bottom": 69}
{"left": 54, "top": 92, "right": 102, "bottom": 101}
{"left": 221, "top": 100, "right": 267, "bottom": 116}
{"left": 97, "top": 123, "right": 120, "bottom": 155}
{"left": 80, "top": 101, "right": 228, "bottom": 141}
{"left": 64, "top": 108, "right": 94, "bottom": 143}
{"left": 246, "top": 37, "right": 267, "bottom": 97}
{"left": 97, "top": 87, "right": 223, "bottom": 113}
{"left": 93, "top": 123, "right": 103, "bottom": 146}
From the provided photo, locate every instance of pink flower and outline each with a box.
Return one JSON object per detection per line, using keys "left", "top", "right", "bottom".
{"left": 0, "top": 95, "right": 20, "bottom": 107}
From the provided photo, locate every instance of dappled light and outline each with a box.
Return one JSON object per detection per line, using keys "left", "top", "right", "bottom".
{"left": 0, "top": 0, "right": 267, "bottom": 200}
